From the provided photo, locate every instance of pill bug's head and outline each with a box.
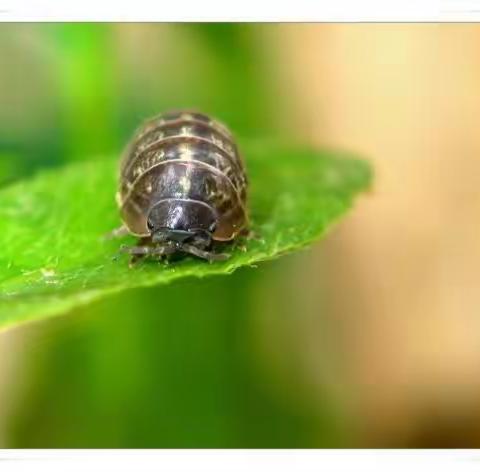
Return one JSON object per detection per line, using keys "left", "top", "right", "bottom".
{"left": 147, "top": 198, "right": 218, "bottom": 250}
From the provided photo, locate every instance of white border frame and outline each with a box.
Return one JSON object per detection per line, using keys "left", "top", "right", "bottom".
{"left": 0, "top": 450, "right": 479, "bottom": 471}
{"left": 0, "top": 0, "right": 479, "bottom": 21}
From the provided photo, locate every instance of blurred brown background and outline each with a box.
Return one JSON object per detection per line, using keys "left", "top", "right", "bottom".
{"left": 271, "top": 24, "right": 480, "bottom": 446}
{"left": 1, "top": 24, "right": 480, "bottom": 447}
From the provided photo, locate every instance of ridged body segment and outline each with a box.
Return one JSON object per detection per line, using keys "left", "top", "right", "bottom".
{"left": 117, "top": 111, "right": 248, "bottom": 240}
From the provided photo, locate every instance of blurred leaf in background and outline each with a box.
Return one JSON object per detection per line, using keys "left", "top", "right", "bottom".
{"left": 0, "top": 25, "right": 65, "bottom": 178}
{"left": 48, "top": 24, "right": 121, "bottom": 160}
{"left": 0, "top": 23, "right": 360, "bottom": 447}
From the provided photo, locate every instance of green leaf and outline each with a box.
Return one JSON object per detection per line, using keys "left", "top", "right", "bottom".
{"left": 0, "top": 143, "right": 371, "bottom": 331}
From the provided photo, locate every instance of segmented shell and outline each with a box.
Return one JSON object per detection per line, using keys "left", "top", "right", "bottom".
{"left": 117, "top": 110, "right": 248, "bottom": 240}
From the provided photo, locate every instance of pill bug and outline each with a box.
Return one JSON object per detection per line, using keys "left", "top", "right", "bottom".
{"left": 113, "top": 110, "right": 249, "bottom": 262}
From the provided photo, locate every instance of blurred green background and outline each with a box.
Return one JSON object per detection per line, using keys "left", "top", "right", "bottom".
{"left": 2, "top": 23, "right": 480, "bottom": 448}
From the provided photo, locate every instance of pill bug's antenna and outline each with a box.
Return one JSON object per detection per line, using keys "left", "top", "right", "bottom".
{"left": 119, "top": 243, "right": 176, "bottom": 257}
{"left": 180, "top": 243, "right": 229, "bottom": 262}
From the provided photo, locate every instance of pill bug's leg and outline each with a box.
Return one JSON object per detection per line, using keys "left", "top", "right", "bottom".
{"left": 104, "top": 225, "right": 130, "bottom": 241}
{"left": 239, "top": 227, "right": 260, "bottom": 241}
{"left": 230, "top": 228, "right": 260, "bottom": 253}
{"left": 180, "top": 243, "right": 230, "bottom": 263}
{"left": 236, "top": 242, "right": 248, "bottom": 253}
{"left": 128, "top": 248, "right": 146, "bottom": 267}
{"left": 119, "top": 243, "right": 176, "bottom": 266}
{"left": 120, "top": 244, "right": 176, "bottom": 256}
